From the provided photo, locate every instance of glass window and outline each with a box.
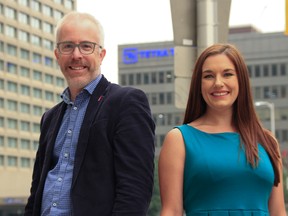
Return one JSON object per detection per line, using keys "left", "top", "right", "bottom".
{"left": 20, "top": 102, "right": 30, "bottom": 113}
{"left": 166, "top": 92, "right": 172, "bottom": 104}
{"left": 18, "top": 30, "right": 29, "bottom": 42}
{"left": 33, "top": 70, "right": 42, "bottom": 81}
{"left": 264, "top": 86, "right": 271, "bottom": 99}
{"left": 64, "top": 0, "right": 73, "bottom": 9}
{"left": 33, "top": 88, "right": 42, "bottom": 99}
{"left": 54, "top": 10, "right": 63, "bottom": 20}
{"left": 45, "top": 74, "right": 53, "bottom": 84}
{"left": 5, "top": 25, "right": 16, "bottom": 38}
{"left": 20, "top": 84, "right": 30, "bottom": 96}
{"left": 20, "top": 67, "right": 30, "bottom": 78}
{"left": 7, "top": 156, "right": 17, "bottom": 167}
{"left": 31, "top": 17, "right": 41, "bottom": 29}
{"left": 0, "top": 22, "right": 3, "bottom": 34}
{"left": 0, "top": 136, "right": 4, "bottom": 147}
{"left": 7, "top": 100, "right": 17, "bottom": 111}
{"left": 159, "top": 93, "right": 165, "bottom": 104}
{"left": 159, "top": 72, "right": 164, "bottom": 83}
{"left": 33, "top": 140, "right": 39, "bottom": 150}
{"left": 18, "top": 12, "right": 29, "bottom": 24}
{"left": 7, "top": 62, "right": 17, "bottom": 74}
{"left": 136, "top": 73, "right": 141, "bottom": 85}
{"left": 0, "top": 97, "right": 3, "bottom": 108}
{"left": 54, "top": 0, "right": 62, "bottom": 4}
{"left": 44, "top": 56, "right": 53, "bottom": 67}
{"left": 0, "top": 79, "right": 4, "bottom": 90}
{"left": 0, "top": 60, "right": 3, "bottom": 71}
{"left": 20, "top": 48, "right": 30, "bottom": 60}
{"left": 56, "top": 77, "right": 65, "bottom": 87}
{"left": 7, "top": 44, "right": 17, "bottom": 56}
{"left": 8, "top": 118, "right": 17, "bottom": 129}
{"left": 43, "top": 39, "right": 53, "bottom": 50}
{"left": 166, "top": 71, "right": 172, "bottom": 83}
{"left": 33, "top": 105, "right": 43, "bottom": 116}
{"left": 43, "top": 22, "right": 53, "bottom": 33}
{"left": 5, "top": 7, "right": 16, "bottom": 19}
{"left": 151, "top": 93, "right": 157, "bottom": 105}
{"left": 128, "top": 74, "right": 134, "bottom": 85}
{"left": 7, "top": 81, "right": 18, "bottom": 93}
{"left": 21, "top": 157, "right": 31, "bottom": 168}
{"left": 19, "top": 0, "right": 29, "bottom": 6}
{"left": 254, "top": 65, "right": 260, "bottom": 77}
{"left": 254, "top": 87, "right": 261, "bottom": 100}
{"left": 45, "top": 91, "right": 54, "bottom": 101}
{"left": 120, "top": 74, "right": 126, "bottom": 86}
{"left": 42, "top": 4, "right": 52, "bottom": 16}
{"left": 31, "top": 35, "right": 41, "bottom": 46}
{"left": 31, "top": 0, "right": 40, "bottom": 11}
{"left": 33, "top": 123, "right": 40, "bottom": 133}
{"left": 271, "top": 64, "right": 277, "bottom": 76}
{"left": 8, "top": 137, "right": 17, "bottom": 148}
{"left": 280, "top": 63, "right": 286, "bottom": 76}
{"left": 144, "top": 73, "right": 149, "bottom": 84}
{"left": 263, "top": 65, "right": 269, "bottom": 77}
{"left": 281, "top": 85, "right": 287, "bottom": 98}
{"left": 0, "top": 155, "right": 4, "bottom": 166}
{"left": 0, "top": 117, "right": 4, "bottom": 127}
{"left": 151, "top": 72, "right": 157, "bottom": 84}
{"left": 20, "top": 139, "right": 30, "bottom": 150}
{"left": 32, "top": 53, "right": 42, "bottom": 63}
{"left": 0, "top": 41, "right": 4, "bottom": 52}
{"left": 20, "top": 121, "right": 30, "bottom": 131}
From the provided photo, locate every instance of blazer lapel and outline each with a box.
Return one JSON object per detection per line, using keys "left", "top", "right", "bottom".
{"left": 71, "top": 76, "right": 110, "bottom": 188}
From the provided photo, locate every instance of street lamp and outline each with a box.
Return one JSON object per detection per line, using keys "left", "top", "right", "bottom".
{"left": 255, "top": 101, "right": 275, "bottom": 135}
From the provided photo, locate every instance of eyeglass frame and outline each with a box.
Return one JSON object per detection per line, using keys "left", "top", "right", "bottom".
{"left": 56, "top": 41, "right": 103, "bottom": 55}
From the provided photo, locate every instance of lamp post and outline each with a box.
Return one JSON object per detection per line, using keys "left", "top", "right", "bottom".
{"left": 255, "top": 101, "right": 275, "bottom": 135}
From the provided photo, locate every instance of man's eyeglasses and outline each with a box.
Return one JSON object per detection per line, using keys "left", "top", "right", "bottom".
{"left": 57, "top": 41, "right": 103, "bottom": 55}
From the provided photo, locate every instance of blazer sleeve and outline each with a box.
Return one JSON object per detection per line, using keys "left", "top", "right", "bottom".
{"left": 111, "top": 87, "right": 155, "bottom": 216}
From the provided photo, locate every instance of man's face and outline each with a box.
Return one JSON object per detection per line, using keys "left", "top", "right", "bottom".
{"left": 54, "top": 19, "right": 106, "bottom": 93}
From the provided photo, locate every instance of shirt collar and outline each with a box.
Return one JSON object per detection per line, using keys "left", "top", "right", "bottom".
{"left": 60, "top": 74, "right": 102, "bottom": 104}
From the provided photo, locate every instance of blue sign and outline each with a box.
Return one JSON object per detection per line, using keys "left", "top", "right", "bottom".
{"left": 122, "top": 47, "right": 174, "bottom": 64}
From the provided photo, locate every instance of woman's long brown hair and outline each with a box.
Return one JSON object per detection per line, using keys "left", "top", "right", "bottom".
{"left": 183, "top": 43, "right": 281, "bottom": 186}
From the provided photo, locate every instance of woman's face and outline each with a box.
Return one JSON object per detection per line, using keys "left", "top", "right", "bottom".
{"left": 201, "top": 54, "right": 239, "bottom": 112}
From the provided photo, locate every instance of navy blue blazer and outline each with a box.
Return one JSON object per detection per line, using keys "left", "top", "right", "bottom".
{"left": 25, "top": 76, "right": 155, "bottom": 216}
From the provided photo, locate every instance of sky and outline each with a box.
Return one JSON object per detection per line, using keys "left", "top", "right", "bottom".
{"left": 77, "top": 0, "right": 285, "bottom": 83}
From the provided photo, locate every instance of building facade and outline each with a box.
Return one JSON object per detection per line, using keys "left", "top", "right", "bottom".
{"left": 118, "top": 30, "right": 288, "bottom": 153}
{"left": 0, "top": 0, "right": 76, "bottom": 215}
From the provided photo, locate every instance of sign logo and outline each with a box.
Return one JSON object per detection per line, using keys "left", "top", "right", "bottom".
{"left": 122, "top": 47, "right": 174, "bottom": 64}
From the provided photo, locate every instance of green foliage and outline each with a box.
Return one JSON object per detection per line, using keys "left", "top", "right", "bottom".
{"left": 147, "top": 158, "right": 161, "bottom": 216}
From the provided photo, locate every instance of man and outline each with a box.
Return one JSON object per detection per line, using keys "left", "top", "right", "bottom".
{"left": 25, "top": 11, "right": 155, "bottom": 216}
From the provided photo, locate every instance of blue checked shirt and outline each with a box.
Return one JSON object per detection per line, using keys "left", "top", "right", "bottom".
{"left": 41, "top": 75, "right": 102, "bottom": 216}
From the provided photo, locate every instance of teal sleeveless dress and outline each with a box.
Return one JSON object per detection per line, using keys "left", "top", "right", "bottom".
{"left": 176, "top": 124, "right": 274, "bottom": 216}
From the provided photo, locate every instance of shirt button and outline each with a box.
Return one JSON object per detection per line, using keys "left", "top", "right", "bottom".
{"left": 67, "top": 129, "right": 72, "bottom": 134}
{"left": 58, "top": 177, "right": 62, "bottom": 182}
{"left": 64, "top": 153, "right": 69, "bottom": 158}
{"left": 52, "top": 202, "right": 57, "bottom": 207}
{"left": 73, "top": 106, "right": 77, "bottom": 110}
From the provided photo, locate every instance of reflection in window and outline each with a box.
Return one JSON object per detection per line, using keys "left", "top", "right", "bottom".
{"left": 33, "top": 53, "right": 42, "bottom": 64}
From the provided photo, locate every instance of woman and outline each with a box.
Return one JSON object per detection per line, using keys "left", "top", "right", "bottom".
{"left": 159, "top": 44, "right": 286, "bottom": 216}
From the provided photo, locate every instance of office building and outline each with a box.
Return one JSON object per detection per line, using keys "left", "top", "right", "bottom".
{"left": 0, "top": 0, "right": 76, "bottom": 215}
{"left": 118, "top": 28, "right": 288, "bottom": 153}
